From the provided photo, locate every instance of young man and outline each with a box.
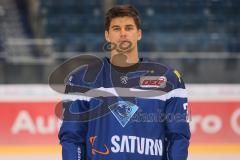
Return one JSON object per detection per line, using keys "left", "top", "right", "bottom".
{"left": 59, "top": 5, "right": 190, "bottom": 160}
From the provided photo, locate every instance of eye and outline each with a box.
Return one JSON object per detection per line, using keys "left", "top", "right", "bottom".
{"left": 126, "top": 26, "right": 133, "bottom": 31}
{"left": 113, "top": 27, "right": 120, "bottom": 31}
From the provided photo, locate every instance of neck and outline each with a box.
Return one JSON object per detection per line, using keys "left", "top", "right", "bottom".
{"left": 110, "top": 47, "right": 139, "bottom": 67}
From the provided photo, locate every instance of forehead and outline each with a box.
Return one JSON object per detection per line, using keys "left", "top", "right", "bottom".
{"left": 110, "top": 16, "right": 136, "bottom": 27}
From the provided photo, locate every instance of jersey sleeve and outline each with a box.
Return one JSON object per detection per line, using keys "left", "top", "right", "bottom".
{"left": 58, "top": 69, "right": 89, "bottom": 160}
{"left": 164, "top": 69, "right": 191, "bottom": 160}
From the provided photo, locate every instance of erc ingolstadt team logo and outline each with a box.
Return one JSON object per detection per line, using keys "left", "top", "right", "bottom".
{"left": 109, "top": 101, "right": 138, "bottom": 127}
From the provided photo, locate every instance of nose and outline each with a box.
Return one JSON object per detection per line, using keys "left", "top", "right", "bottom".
{"left": 120, "top": 28, "right": 127, "bottom": 37}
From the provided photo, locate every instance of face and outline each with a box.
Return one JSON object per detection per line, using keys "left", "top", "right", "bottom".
{"left": 105, "top": 16, "right": 142, "bottom": 54}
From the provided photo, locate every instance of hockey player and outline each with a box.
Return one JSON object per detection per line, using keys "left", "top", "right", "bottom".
{"left": 59, "top": 4, "right": 190, "bottom": 160}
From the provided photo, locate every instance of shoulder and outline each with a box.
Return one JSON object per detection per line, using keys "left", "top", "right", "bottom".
{"left": 66, "top": 56, "right": 106, "bottom": 86}
{"left": 166, "top": 68, "right": 185, "bottom": 89}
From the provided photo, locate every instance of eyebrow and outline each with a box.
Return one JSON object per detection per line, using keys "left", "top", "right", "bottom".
{"left": 125, "top": 25, "right": 134, "bottom": 27}
{"left": 111, "top": 25, "right": 120, "bottom": 28}
{"left": 111, "top": 24, "right": 135, "bottom": 29}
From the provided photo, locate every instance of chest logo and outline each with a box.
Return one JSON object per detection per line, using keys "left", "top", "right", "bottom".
{"left": 140, "top": 76, "right": 167, "bottom": 88}
{"left": 109, "top": 101, "right": 138, "bottom": 127}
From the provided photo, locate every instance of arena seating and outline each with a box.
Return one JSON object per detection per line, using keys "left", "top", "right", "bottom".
{"left": 0, "top": 0, "right": 239, "bottom": 83}
{"left": 37, "top": 0, "right": 240, "bottom": 53}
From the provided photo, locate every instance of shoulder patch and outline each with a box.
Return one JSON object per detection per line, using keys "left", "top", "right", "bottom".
{"left": 68, "top": 75, "right": 73, "bottom": 82}
{"left": 173, "top": 70, "right": 182, "bottom": 83}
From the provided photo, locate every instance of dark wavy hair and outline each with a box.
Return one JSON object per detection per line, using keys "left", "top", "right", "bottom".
{"left": 105, "top": 5, "right": 141, "bottom": 31}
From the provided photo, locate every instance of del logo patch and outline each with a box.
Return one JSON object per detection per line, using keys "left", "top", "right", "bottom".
{"left": 140, "top": 76, "right": 167, "bottom": 88}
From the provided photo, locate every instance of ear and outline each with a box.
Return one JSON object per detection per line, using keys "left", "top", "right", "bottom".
{"left": 137, "top": 29, "right": 142, "bottom": 41}
{"left": 105, "top": 30, "right": 110, "bottom": 42}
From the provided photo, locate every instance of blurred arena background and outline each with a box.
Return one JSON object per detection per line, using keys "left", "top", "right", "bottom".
{"left": 0, "top": 0, "right": 240, "bottom": 159}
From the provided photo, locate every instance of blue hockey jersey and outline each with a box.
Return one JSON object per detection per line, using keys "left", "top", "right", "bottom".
{"left": 59, "top": 57, "right": 190, "bottom": 160}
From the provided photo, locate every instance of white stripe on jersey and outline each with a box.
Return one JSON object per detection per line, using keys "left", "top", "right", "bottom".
{"left": 62, "top": 88, "right": 187, "bottom": 101}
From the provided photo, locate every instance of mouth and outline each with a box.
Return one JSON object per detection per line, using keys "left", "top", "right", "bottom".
{"left": 117, "top": 40, "right": 132, "bottom": 50}
{"left": 118, "top": 39, "right": 130, "bottom": 42}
